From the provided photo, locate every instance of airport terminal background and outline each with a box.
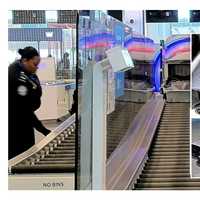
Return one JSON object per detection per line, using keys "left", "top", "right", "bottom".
{"left": 7, "top": 10, "right": 200, "bottom": 190}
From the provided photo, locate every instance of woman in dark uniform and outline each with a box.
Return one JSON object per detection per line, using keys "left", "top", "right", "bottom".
{"left": 8, "top": 47, "right": 51, "bottom": 159}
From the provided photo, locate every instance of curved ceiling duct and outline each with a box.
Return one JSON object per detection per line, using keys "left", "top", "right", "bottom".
{"left": 124, "top": 35, "right": 157, "bottom": 61}
{"left": 79, "top": 32, "right": 116, "bottom": 49}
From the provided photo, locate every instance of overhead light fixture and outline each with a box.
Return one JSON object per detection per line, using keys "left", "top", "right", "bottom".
{"left": 45, "top": 32, "right": 53, "bottom": 38}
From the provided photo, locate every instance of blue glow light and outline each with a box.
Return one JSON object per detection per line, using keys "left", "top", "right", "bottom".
{"left": 152, "top": 51, "right": 162, "bottom": 92}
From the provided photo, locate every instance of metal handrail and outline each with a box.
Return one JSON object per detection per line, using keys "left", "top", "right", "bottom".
{"left": 106, "top": 94, "right": 164, "bottom": 190}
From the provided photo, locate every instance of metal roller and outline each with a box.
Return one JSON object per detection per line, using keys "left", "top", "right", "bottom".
{"left": 134, "top": 103, "right": 200, "bottom": 190}
{"left": 107, "top": 101, "right": 144, "bottom": 159}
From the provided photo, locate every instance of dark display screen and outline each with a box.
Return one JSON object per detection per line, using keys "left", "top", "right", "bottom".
{"left": 57, "top": 10, "right": 77, "bottom": 23}
{"left": 190, "top": 10, "right": 200, "bottom": 22}
{"left": 146, "top": 10, "right": 178, "bottom": 23}
{"left": 12, "top": 10, "right": 46, "bottom": 24}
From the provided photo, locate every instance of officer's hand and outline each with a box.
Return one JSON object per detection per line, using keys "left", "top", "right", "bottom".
{"left": 43, "top": 128, "right": 51, "bottom": 136}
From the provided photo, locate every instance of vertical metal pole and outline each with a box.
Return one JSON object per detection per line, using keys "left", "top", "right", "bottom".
{"left": 142, "top": 10, "right": 145, "bottom": 36}
{"left": 160, "top": 40, "right": 164, "bottom": 88}
{"left": 143, "top": 10, "right": 147, "bottom": 37}
{"left": 80, "top": 61, "right": 93, "bottom": 190}
{"left": 60, "top": 31, "right": 63, "bottom": 61}
{"left": 71, "top": 28, "right": 75, "bottom": 71}
{"left": 92, "top": 63, "right": 106, "bottom": 190}
{"left": 37, "top": 41, "right": 40, "bottom": 53}
{"left": 75, "top": 10, "right": 79, "bottom": 190}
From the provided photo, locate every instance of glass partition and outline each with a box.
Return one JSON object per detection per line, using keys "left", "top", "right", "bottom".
{"left": 77, "top": 10, "right": 154, "bottom": 189}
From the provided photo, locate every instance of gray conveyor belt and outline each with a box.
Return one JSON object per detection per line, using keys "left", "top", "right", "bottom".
{"left": 107, "top": 101, "right": 144, "bottom": 159}
{"left": 10, "top": 122, "right": 75, "bottom": 174}
{"left": 134, "top": 102, "right": 200, "bottom": 190}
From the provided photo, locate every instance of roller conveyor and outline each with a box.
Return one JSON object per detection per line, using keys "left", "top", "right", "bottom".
{"left": 10, "top": 118, "right": 75, "bottom": 174}
{"left": 107, "top": 101, "right": 144, "bottom": 159}
{"left": 134, "top": 102, "right": 200, "bottom": 190}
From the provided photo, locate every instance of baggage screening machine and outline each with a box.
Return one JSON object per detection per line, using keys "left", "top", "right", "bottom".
{"left": 163, "top": 35, "right": 190, "bottom": 102}
{"left": 80, "top": 46, "right": 134, "bottom": 189}
{"left": 122, "top": 35, "right": 159, "bottom": 102}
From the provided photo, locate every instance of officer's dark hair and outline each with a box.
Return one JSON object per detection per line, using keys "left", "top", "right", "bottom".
{"left": 18, "top": 47, "right": 40, "bottom": 60}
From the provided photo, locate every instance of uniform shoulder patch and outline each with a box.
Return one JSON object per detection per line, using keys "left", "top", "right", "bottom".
{"left": 17, "top": 85, "right": 28, "bottom": 96}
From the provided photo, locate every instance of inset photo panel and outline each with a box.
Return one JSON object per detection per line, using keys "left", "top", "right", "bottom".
{"left": 192, "top": 34, "right": 200, "bottom": 178}
{"left": 8, "top": 10, "right": 77, "bottom": 190}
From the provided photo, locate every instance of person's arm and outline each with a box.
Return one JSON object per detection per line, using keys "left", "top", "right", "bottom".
{"left": 69, "top": 89, "right": 77, "bottom": 115}
{"left": 32, "top": 113, "right": 51, "bottom": 136}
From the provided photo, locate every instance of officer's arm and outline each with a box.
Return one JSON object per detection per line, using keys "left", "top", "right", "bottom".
{"left": 32, "top": 113, "right": 51, "bottom": 136}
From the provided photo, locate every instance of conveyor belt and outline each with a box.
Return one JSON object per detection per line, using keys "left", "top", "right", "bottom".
{"left": 10, "top": 123, "right": 75, "bottom": 174}
{"left": 107, "top": 101, "right": 143, "bottom": 159}
{"left": 134, "top": 102, "right": 200, "bottom": 190}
